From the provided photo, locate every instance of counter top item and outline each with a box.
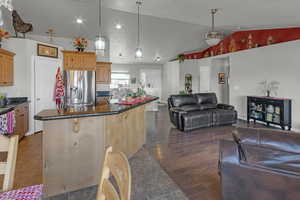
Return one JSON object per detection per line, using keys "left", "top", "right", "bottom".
{"left": 34, "top": 96, "right": 158, "bottom": 121}
{"left": 0, "top": 97, "right": 29, "bottom": 115}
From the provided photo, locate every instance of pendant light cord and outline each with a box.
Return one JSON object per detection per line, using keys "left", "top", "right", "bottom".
{"left": 98, "top": 0, "right": 102, "bottom": 34}
{"left": 137, "top": 1, "right": 142, "bottom": 47}
{"left": 211, "top": 10, "right": 215, "bottom": 32}
{"left": 210, "top": 9, "right": 219, "bottom": 32}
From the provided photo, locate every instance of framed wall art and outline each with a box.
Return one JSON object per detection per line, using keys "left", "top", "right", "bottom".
{"left": 37, "top": 44, "right": 58, "bottom": 58}
{"left": 218, "top": 73, "right": 225, "bottom": 84}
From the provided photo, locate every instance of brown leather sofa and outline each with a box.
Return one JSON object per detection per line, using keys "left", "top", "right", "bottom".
{"left": 219, "top": 127, "right": 300, "bottom": 200}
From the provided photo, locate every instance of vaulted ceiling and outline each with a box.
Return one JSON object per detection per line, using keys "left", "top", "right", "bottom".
{"left": 5, "top": 0, "right": 300, "bottom": 63}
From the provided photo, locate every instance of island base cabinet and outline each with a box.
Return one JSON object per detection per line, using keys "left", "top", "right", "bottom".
{"left": 42, "top": 105, "right": 147, "bottom": 198}
{"left": 43, "top": 117, "right": 105, "bottom": 198}
{"left": 104, "top": 105, "right": 146, "bottom": 158}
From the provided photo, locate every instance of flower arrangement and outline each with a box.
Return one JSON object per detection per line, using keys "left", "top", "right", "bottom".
{"left": 73, "top": 37, "right": 88, "bottom": 52}
{"left": 258, "top": 80, "right": 280, "bottom": 97}
{"left": 0, "top": 29, "right": 10, "bottom": 48}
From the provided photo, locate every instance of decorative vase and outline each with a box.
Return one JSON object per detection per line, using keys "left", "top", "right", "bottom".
{"left": 267, "top": 90, "right": 270, "bottom": 97}
{"left": 76, "top": 47, "right": 84, "bottom": 52}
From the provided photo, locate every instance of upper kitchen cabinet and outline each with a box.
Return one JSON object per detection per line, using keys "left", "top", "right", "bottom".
{"left": 0, "top": 48, "right": 15, "bottom": 86}
{"left": 62, "top": 51, "right": 96, "bottom": 71}
{"left": 96, "top": 62, "right": 112, "bottom": 84}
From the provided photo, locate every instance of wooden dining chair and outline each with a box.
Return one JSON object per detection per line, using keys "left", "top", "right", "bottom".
{"left": 97, "top": 146, "right": 132, "bottom": 200}
{"left": 0, "top": 135, "right": 18, "bottom": 192}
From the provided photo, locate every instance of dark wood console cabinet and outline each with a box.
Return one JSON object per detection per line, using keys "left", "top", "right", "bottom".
{"left": 247, "top": 96, "right": 292, "bottom": 130}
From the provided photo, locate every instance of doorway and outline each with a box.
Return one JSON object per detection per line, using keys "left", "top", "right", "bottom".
{"left": 210, "top": 57, "right": 230, "bottom": 104}
{"left": 34, "top": 56, "right": 62, "bottom": 132}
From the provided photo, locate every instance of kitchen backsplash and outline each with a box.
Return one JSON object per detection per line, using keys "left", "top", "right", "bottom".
{"left": 96, "top": 84, "right": 110, "bottom": 91}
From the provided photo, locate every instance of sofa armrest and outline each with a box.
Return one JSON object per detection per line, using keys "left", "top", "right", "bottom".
{"left": 219, "top": 140, "right": 240, "bottom": 174}
{"left": 169, "top": 107, "right": 187, "bottom": 114}
{"left": 168, "top": 107, "right": 187, "bottom": 131}
{"left": 220, "top": 140, "right": 300, "bottom": 200}
{"left": 217, "top": 104, "right": 235, "bottom": 110}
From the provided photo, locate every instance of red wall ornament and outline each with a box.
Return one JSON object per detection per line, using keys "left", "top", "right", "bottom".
{"left": 184, "top": 27, "right": 300, "bottom": 60}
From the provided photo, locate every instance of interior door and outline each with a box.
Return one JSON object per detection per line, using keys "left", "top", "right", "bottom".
{"left": 34, "top": 56, "right": 62, "bottom": 132}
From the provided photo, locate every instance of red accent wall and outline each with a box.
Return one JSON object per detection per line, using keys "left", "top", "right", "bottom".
{"left": 184, "top": 27, "right": 300, "bottom": 60}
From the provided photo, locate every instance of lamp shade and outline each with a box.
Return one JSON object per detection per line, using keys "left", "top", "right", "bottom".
{"left": 95, "top": 36, "right": 106, "bottom": 51}
{"left": 205, "top": 31, "right": 223, "bottom": 46}
{"left": 135, "top": 47, "right": 143, "bottom": 58}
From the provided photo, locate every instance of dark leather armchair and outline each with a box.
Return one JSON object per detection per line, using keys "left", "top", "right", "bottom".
{"left": 168, "top": 93, "right": 237, "bottom": 131}
{"left": 219, "top": 127, "right": 300, "bottom": 200}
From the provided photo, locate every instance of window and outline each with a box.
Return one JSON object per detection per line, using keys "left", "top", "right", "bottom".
{"left": 110, "top": 72, "right": 131, "bottom": 89}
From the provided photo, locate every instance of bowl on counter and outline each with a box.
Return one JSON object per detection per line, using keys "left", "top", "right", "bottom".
{"left": 0, "top": 98, "right": 7, "bottom": 108}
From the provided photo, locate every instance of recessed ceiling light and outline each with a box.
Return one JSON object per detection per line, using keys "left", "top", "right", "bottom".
{"left": 76, "top": 18, "right": 84, "bottom": 24}
{"left": 115, "top": 24, "right": 122, "bottom": 29}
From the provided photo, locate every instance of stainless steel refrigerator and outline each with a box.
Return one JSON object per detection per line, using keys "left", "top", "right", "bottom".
{"left": 64, "top": 70, "right": 95, "bottom": 106}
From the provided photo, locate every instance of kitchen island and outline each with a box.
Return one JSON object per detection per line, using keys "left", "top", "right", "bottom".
{"left": 34, "top": 97, "right": 158, "bottom": 199}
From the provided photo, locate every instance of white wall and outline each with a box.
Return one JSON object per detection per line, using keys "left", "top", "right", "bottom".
{"left": 180, "top": 40, "right": 300, "bottom": 131}
{"left": 161, "top": 61, "right": 180, "bottom": 102}
{"left": 229, "top": 40, "right": 300, "bottom": 130}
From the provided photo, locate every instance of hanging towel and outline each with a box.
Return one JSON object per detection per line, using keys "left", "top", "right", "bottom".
{"left": 0, "top": 111, "right": 15, "bottom": 136}
{"left": 53, "top": 67, "right": 65, "bottom": 106}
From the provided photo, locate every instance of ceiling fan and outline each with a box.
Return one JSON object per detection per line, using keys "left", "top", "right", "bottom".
{"left": 205, "top": 8, "right": 223, "bottom": 47}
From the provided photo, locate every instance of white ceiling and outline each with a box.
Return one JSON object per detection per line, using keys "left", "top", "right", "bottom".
{"left": 6, "top": 0, "right": 300, "bottom": 64}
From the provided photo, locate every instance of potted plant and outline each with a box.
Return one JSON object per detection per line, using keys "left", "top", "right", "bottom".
{"left": 73, "top": 38, "right": 88, "bottom": 52}
{"left": 177, "top": 54, "right": 185, "bottom": 63}
{"left": 0, "top": 29, "right": 10, "bottom": 48}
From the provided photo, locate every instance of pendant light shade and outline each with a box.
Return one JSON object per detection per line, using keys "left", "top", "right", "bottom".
{"left": 95, "top": 0, "right": 105, "bottom": 51}
{"left": 95, "top": 36, "right": 106, "bottom": 51}
{"left": 135, "top": 47, "right": 143, "bottom": 58}
{"left": 0, "top": 0, "right": 13, "bottom": 11}
{"left": 135, "top": 1, "right": 143, "bottom": 58}
{"left": 205, "top": 9, "right": 223, "bottom": 47}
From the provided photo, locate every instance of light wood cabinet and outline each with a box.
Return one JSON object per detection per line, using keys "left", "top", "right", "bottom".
{"left": 104, "top": 105, "right": 146, "bottom": 157}
{"left": 15, "top": 103, "right": 29, "bottom": 140}
{"left": 62, "top": 51, "right": 96, "bottom": 71}
{"left": 0, "top": 49, "right": 15, "bottom": 86}
{"left": 96, "top": 62, "right": 111, "bottom": 84}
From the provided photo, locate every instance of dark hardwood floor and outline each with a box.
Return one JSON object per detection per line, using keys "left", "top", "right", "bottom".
{"left": 146, "top": 105, "right": 264, "bottom": 200}
{"left": 2, "top": 105, "right": 266, "bottom": 199}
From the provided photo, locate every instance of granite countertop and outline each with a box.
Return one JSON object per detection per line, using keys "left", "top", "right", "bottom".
{"left": 34, "top": 96, "right": 158, "bottom": 121}
{"left": 0, "top": 97, "right": 29, "bottom": 115}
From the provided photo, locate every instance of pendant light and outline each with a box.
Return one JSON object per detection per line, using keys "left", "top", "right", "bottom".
{"left": 135, "top": 1, "right": 143, "bottom": 58}
{"left": 95, "top": 0, "right": 105, "bottom": 51}
{"left": 0, "top": 0, "right": 13, "bottom": 26}
{"left": 205, "top": 9, "right": 223, "bottom": 47}
{"left": 0, "top": 0, "right": 13, "bottom": 11}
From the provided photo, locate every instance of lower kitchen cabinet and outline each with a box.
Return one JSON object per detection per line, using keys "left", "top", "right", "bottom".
{"left": 15, "top": 103, "right": 29, "bottom": 140}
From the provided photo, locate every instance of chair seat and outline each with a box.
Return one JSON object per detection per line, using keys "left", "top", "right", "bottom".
{"left": 0, "top": 184, "right": 43, "bottom": 200}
